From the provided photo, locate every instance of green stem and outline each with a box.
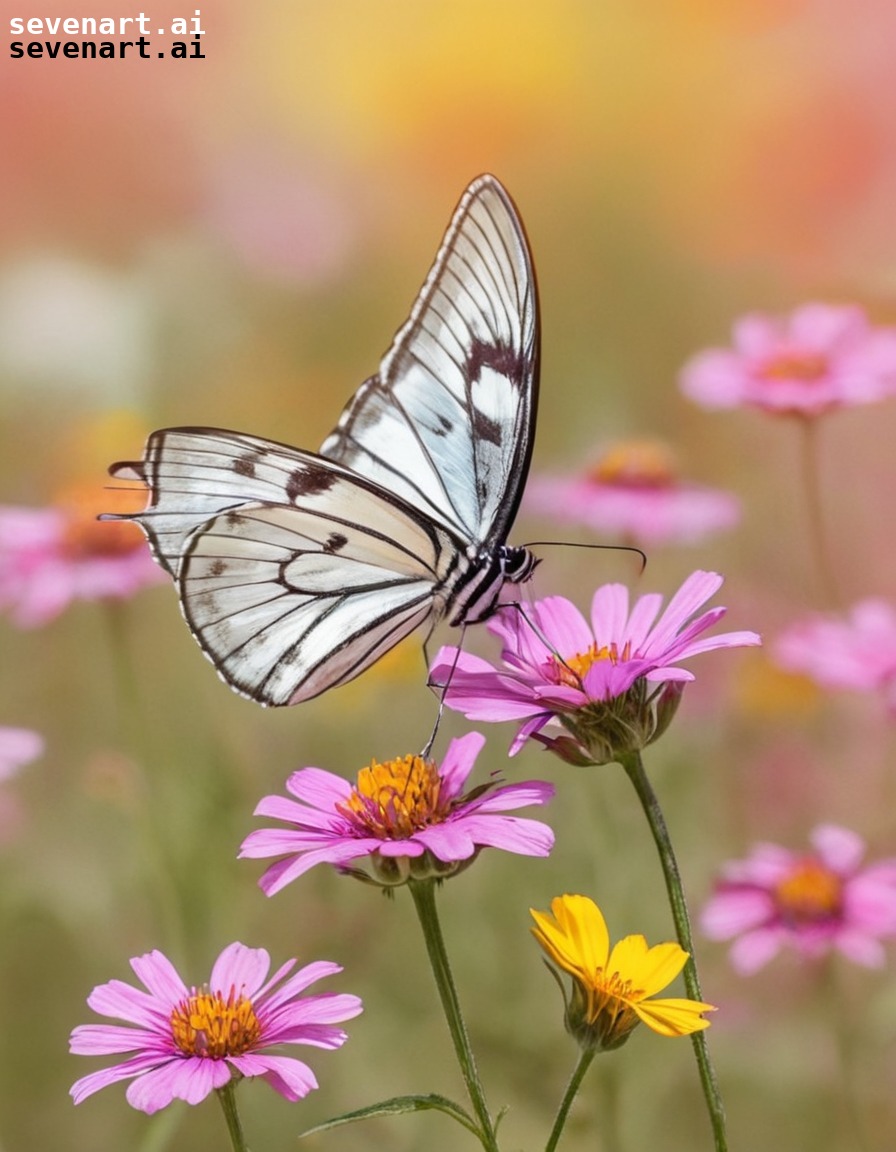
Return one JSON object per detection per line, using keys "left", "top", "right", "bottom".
{"left": 618, "top": 751, "right": 728, "bottom": 1152}
{"left": 544, "top": 1048, "right": 595, "bottom": 1152}
{"left": 408, "top": 879, "right": 499, "bottom": 1152}
{"left": 798, "top": 417, "right": 840, "bottom": 607}
{"left": 819, "top": 958, "right": 872, "bottom": 1152}
{"left": 216, "top": 1080, "right": 250, "bottom": 1152}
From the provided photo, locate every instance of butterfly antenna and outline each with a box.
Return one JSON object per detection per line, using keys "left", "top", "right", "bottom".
{"left": 523, "top": 539, "right": 647, "bottom": 573}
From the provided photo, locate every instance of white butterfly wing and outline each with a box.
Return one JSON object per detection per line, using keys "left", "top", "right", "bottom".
{"left": 179, "top": 492, "right": 458, "bottom": 705}
{"left": 111, "top": 427, "right": 343, "bottom": 579}
{"left": 321, "top": 174, "right": 539, "bottom": 547}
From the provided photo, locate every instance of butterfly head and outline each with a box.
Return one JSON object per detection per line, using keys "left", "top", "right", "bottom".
{"left": 499, "top": 544, "right": 540, "bottom": 586}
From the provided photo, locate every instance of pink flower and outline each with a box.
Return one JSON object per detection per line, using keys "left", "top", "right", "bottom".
{"left": 701, "top": 825, "right": 896, "bottom": 974}
{"left": 679, "top": 303, "right": 896, "bottom": 416}
{"left": 524, "top": 439, "right": 740, "bottom": 547}
{"left": 70, "top": 942, "right": 362, "bottom": 1114}
{"left": 0, "top": 483, "right": 165, "bottom": 627}
{"left": 773, "top": 598, "right": 896, "bottom": 713}
{"left": 0, "top": 725, "right": 43, "bottom": 782}
{"left": 240, "top": 732, "right": 555, "bottom": 894}
{"left": 429, "top": 571, "right": 760, "bottom": 762}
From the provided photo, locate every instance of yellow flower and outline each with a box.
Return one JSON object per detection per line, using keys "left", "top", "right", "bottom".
{"left": 530, "top": 895, "right": 715, "bottom": 1052}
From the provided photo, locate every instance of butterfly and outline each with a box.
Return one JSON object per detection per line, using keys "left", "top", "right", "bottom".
{"left": 109, "top": 174, "right": 540, "bottom": 706}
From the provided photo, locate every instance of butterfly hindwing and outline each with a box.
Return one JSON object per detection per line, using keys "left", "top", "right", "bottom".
{"left": 321, "top": 174, "right": 538, "bottom": 545}
{"left": 179, "top": 494, "right": 458, "bottom": 704}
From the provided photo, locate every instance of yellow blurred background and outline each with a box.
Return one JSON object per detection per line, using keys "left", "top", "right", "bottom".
{"left": 3, "top": 2, "right": 896, "bottom": 1149}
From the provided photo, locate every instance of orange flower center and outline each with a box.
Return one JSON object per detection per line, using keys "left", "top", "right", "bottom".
{"left": 587, "top": 967, "right": 635, "bottom": 1014}
{"left": 57, "top": 481, "right": 146, "bottom": 559}
{"left": 338, "top": 755, "right": 449, "bottom": 838}
{"left": 756, "top": 352, "right": 829, "bottom": 385}
{"left": 170, "top": 987, "right": 262, "bottom": 1058}
{"left": 589, "top": 440, "right": 677, "bottom": 490}
{"left": 774, "top": 858, "right": 842, "bottom": 924}
{"left": 549, "top": 641, "right": 629, "bottom": 689}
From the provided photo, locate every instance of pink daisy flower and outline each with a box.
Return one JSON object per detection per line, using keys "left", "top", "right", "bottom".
{"left": 773, "top": 598, "right": 896, "bottom": 714}
{"left": 0, "top": 725, "right": 43, "bottom": 782}
{"left": 429, "top": 571, "right": 760, "bottom": 763}
{"left": 0, "top": 482, "right": 165, "bottom": 627}
{"left": 701, "top": 825, "right": 896, "bottom": 974}
{"left": 679, "top": 303, "right": 896, "bottom": 416}
{"left": 70, "top": 942, "right": 362, "bottom": 1114}
{"left": 524, "top": 439, "right": 740, "bottom": 547}
{"left": 240, "top": 732, "right": 555, "bottom": 894}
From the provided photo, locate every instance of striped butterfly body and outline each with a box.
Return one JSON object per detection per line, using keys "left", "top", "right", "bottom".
{"left": 110, "top": 175, "right": 540, "bottom": 706}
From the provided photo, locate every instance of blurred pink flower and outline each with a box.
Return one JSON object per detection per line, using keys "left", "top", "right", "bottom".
{"left": 0, "top": 482, "right": 165, "bottom": 627}
{"left": 205, "top": 144, "right": 355, "bottom": 286}
{"left": 240, "top": 732, "right": 555, "bottom": 893}
{"left": 524, "top": 439, "right": 740, "bottom": 547}
{"left": 429, "top": 571, "right": 760, "bottom": 762}
{"left": 679, "top": 303, "right": 896, "bottom": 416}
{"left": 70, "top": 942, "right": 362, "bottom": 1114}
{"left": 773, "top": 598, "right": 896, "bottom": 713}
{"left": 0, "top": 725, "right": 43, "bottom": 782}
{"left": 701, "top": 825, "right": 896, "bottom": 974}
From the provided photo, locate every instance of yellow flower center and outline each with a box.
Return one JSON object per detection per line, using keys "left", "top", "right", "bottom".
{"left": 339, "top": 755, "right": 449, "bottom": 838}
{"left": 774, "top": 858, "right": 842, "bottom": 924}
{"left": 589, "top": 439, "right": 677, "bottom": 490}
{"left": 170, "top": 987, "right": 262, "bottom": 1058}
{"left": 756, "top": 352, "right": 829, "bottom": 385}
{"left": 57, "top": 481, "right": 146, "bottom": 559}
{"left": 549, "top": 641, "right": 630, "bottom": 689}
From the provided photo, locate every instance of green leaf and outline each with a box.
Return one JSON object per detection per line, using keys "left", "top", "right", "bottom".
{"left": 299, "top": 1094, "right": 480, "bottom": 1139}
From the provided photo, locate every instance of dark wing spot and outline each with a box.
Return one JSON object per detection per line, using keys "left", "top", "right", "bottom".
{"left": 286, "top": 463, "right": 338, "bottom": 503}
{"left": 225, "top": 510, "right": 242, "bottom": 528}
{"left": 473, "top": 409, "right": 503, "bottom": 447}
{"left": 323, "top": 532, "right": 348, "bottom": 554}
{"left": 209, "top": 559, "right": 227, "bottom": 578}
{"left": 433, "top": 413, "right": 454, "bottom": 438}
{"left": 233, "top": 453, "right": 258, "bottom": 478}
{"left": 467, "top": 339, "right": 523, "bottom": 385}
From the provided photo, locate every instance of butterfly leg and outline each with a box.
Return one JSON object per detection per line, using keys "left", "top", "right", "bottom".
{"left": 419, "top": 622, "right": 468, "bottom": 758}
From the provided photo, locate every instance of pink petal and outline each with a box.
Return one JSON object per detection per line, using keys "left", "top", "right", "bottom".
{"left": 810, "top": 824, "right": 865, "bottom": 874}
{"left": 231, "top": 1053, "right": 317, "bottom": 1100}
{"left": 259, "top": 961, "right": 344, "bottom": 1010}
{"left": 437, "top": 732, "right": 486, "bottom": 795}
{"left": 728, "top": 928, "right": 785, "bottom": 975}
{"left": 129, "top": 951, "right": 186, "bottom": 1005}
{"left": 284, "top": 766, "right": 353, "bottom": 807}
{"left": 210, "top": 943, "right": 270, "bottom": 999}
{"left": 69, "top": 1023, "right": 165, "bottom": 1056}
{"left": 70, "top": 1053, "right": 168, "bottom": 1105}
{"left": 701, "top": 889, "right": 774, "bottom": 939}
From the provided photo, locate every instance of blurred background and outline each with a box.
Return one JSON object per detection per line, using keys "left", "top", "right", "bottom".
{"left": 3, "top": 2, "right": 896, "bottom": 1149}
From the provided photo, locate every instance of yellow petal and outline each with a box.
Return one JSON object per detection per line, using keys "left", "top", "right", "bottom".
{"left": 607, "top": 935, "right": 689, "bottom": 997}
{"left": 530, "top": 895, "right": 609, "bottom": 975}
{"left": 633, "top": 997, "right": 716, "bottom": 1038}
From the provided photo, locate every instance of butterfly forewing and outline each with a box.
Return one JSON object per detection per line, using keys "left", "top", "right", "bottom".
{"left": 321, "top": 175, "right": 538, "bottom": 545}
{"left": 111, "top": 428, "right": 355, "bottom": 579}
